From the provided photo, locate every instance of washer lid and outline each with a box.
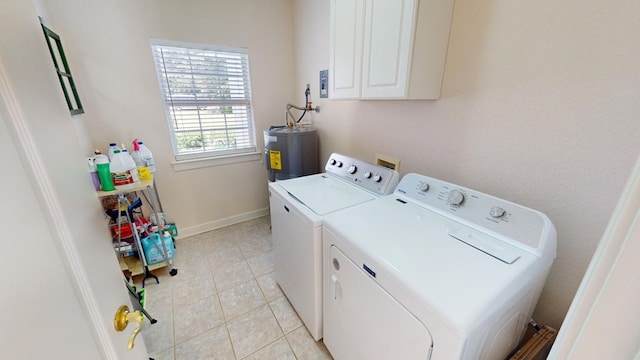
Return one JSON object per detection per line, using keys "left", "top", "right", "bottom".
{"left": 278, "top": 174, "right": 376, "bottom": 215}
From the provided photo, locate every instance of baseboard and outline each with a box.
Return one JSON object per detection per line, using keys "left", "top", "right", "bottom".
{"left": 176, "top": 207, "right": 270, "bottom": 239}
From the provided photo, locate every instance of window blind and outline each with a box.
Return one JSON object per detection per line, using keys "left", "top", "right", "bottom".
{"left": 151, "top": 42, "right": 256, "bottom": 160}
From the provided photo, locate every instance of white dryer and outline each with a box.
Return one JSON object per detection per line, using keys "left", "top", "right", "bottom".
{"left": 322, "top": 173, "right": 556, "bottom": 359}
{"left": 269, "top": 153, "right": 399, "bottom": 340}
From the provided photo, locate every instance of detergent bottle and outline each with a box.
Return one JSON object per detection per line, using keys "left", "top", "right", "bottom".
{"left": 95, "top": 154, "right": 115, "bottom": 191}
{"left": 110, "top": 149, "right": 140, "bottom": 189}
{"left": 107, "top": 143, "right": 121, "bottom": 160}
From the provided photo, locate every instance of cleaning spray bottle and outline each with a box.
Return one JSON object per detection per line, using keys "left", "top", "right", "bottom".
{"left": 137, "top": 140, "right": 156, "bottom": 173}
{"left": 131, "top": 139, "right": 152, "bottom": 180}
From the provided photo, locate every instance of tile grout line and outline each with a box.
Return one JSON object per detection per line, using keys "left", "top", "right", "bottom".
{"left": 149, "top": 216, "right": 318, "bottom": 359}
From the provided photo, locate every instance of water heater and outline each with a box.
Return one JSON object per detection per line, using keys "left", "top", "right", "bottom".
{"left": 264, "top": 126, "right": 319, "bottom": 182}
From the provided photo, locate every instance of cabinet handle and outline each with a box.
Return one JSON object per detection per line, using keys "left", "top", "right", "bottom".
{"left": 284, "top": 205, "right": 289, "bottom": 212}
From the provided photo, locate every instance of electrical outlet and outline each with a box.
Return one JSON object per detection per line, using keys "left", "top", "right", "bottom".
{"left": 320, "top": 70, "right": 328, "bottom": 98}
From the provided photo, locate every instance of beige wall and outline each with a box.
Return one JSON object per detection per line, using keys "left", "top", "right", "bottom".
{"left": 36, "top": 0, "right": 640, "bottom": 331}
{"left": 292, "top": 0, "right": 640, "bottom": 329}
{"left": 40, "top": 0, "right": 296, "bottom": 232}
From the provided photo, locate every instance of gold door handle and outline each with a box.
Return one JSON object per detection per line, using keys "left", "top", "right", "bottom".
{"left": 114, "top": 305, "right": 144, "bottom": 349}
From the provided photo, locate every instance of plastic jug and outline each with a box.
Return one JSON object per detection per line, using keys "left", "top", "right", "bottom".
{"left": 107, "top": 143, "right": 121, "bottom": 160}
{"left": 110, "top": 150, "right": 140, "bottom": 189}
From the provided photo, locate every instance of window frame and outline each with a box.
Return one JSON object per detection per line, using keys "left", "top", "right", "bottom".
{"left": 150, "top": 39, "right": 258, "bottom": 166}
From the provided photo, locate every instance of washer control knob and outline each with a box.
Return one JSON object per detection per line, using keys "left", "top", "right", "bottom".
{"left": 364, "top": 171, "right": 372, "bottom": 179}
{"left": 373, "top": 174, "right": 382, "bottom": 183}
{"left": 336, "top": 161, "right": 343, "bottom": 168}
{"left": 447, "top": 189, "right": 465, "bottom": 206}
{"left": 329, "top": 159, "right": 336, "bottom": 166}
{"left": 348, "top": 165, "right": 357, "bottom": 174}
{"left": 489, "top": 206, "right": 506, "bottom": 218}
{"left": 419, "top": 183, "right": 430, "bottom": 192}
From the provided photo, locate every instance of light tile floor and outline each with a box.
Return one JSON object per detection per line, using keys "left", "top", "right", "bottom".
{"left": 135, "top": 216, "right": 333, "bottom": 360}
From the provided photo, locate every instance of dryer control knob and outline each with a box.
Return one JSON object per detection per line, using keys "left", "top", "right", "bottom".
{"left": 419, "top": 183, "right": 430, "bottom": 192}
{"left": 336, "top": 161, "right": 343, "bottom": 168}
{"left": 489, "top": 206, "right": 506, "bottom": 218}
{"left": 448, "top": 189, "right": 465, "bottom": 206}
{"left": 364, "top": 171, "right": 372, "bottom": 179}
{"left": 329, "top": 159, "right": 336, "bottom": 166}
{"left": 374, "top": 174, "right": 382, "bottom": 183}
{"left": 348, "top": 165, "right": 357, "bottom": 174}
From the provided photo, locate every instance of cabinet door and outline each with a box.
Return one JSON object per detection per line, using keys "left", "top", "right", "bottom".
{"left": 361, "top": 0, "right": 417, "bottom": 98}
{"left": 330, "top": 0, "right": 365, "bottom": 99}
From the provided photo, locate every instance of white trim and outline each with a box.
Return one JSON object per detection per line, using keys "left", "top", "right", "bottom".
{"left": 549, "top": 154, "right": 640, "bottom": 359}
{"left": 150, "top": 37, "right": 249, "bottom": 54}
{"left": 176, "top": 207, "right": 269, "bottom": 239}
{"left": 171, "top": 151, "right": 262, "bottom": 171}
{"left": 0, "top": 60, "right": 116, "bottom": 359}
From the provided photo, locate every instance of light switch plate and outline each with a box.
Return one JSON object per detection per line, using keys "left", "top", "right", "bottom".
{"left": 319, "top": 70, "right": 328, "bottom": 98}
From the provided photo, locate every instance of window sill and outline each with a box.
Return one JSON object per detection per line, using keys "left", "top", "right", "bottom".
{"left": 171, "top": 151, "right": 262, "bottom": 172}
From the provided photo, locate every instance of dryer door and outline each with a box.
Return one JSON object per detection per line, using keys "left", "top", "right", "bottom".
{"left": 324, "top": 245, "right": 433, "bottom": 359}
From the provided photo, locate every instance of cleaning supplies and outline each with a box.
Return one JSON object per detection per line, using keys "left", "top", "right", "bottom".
{"left": 135, "top": 139, "right": 156, "bottom": 173}
{"left": 141, "top": 232, "right": 174, "bottom": 265}
{"left": 95, "top": 154, "right": 115, "bottom": 191}
{"left": 110, "top": 149, "right": 140, "bottom": 189}
{"left": 131, "top": 140, "right": 152, "bottom": 180}
{"left": 87, "top": 157, "right": 101, "bottom": 191}
{"left": 107, "top": 143, "right": 121, "bottom": 160}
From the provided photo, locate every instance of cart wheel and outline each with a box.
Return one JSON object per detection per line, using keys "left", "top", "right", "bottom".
{"left": 169, "top": 268, "right": 178, "bottom": 276}
{"left": 150, "top": 318, "right": 158, "bottom": 324}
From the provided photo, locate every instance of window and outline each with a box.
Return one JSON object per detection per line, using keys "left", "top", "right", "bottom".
{"left": 40, "top": 20, "right": 84, "bottom": 115}
{"left": 151, "top": 40, "right": 256, "bottom": 162}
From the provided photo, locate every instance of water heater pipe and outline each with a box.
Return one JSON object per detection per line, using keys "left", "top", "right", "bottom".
{"left": 286, "top": 84, "right": 320, "bottom": 126}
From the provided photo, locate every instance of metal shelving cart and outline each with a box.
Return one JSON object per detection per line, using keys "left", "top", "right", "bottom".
{"left": 97, "top": 176, "right": 178, "bottom": 287}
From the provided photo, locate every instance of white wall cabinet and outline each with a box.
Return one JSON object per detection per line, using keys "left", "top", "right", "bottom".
{"left": 330, "top": 0, "right": 454, "bottom": 100}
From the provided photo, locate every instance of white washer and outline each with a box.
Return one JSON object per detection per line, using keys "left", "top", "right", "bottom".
{"left": 269, "top": 153, "right": 399, "bottom": 340}
{"left": 322, "top": 173, "right": 556, "bottom": 359}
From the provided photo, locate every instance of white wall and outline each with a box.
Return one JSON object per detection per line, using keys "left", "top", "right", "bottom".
{"left": 40, "top": 0, "right": 296, "bottom": 233}
{"left": 1, "top": 0, "right": 148, "bottom": 357}
{"left": 292, "top": 0, "right": 640, "bottom": 329}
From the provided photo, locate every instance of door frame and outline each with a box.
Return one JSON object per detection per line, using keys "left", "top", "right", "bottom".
{"left": 549, "top": 153, "right": 640, "bottom": 358}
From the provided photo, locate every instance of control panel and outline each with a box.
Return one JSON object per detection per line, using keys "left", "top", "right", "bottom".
{"left": 325, "top": 153, "right": 400, "bottom": 196}
{"left": 394, "top": 173, "right": 556, "bottom": 251}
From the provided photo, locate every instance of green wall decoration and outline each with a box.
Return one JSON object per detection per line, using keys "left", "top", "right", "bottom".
{"left": 40, "top": 19, "right": 84, "bottom": 115}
